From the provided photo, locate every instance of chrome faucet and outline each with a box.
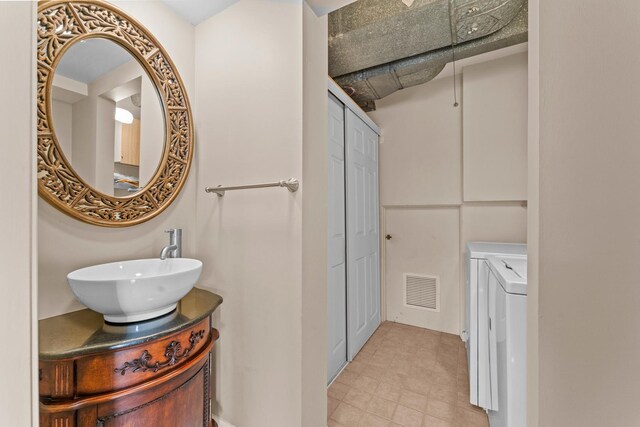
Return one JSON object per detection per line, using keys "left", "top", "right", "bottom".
{"left": 160, "top": 228, "right": 182, "bottom": 260}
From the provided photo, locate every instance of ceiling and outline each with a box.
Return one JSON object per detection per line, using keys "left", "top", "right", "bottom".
{"left": 159, "top": 0, "right": 358, "bottom": 25}
{"left": 56, "top": 38, "right": 134, "bottom": 84}
{"left": 160, "top": 0, "right": 239, "bottom": 25}
{"left": 307, "top": 0, "right": 358, "bottom": 16}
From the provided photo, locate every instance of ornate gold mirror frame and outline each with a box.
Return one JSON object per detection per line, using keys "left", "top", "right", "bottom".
{"left": 37, "top": 0, "right": 194, "bottom": 227}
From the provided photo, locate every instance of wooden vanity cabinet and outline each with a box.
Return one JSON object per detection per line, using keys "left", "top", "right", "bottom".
{"left": 39, "top": 289, "right": 222, "bottom": 427}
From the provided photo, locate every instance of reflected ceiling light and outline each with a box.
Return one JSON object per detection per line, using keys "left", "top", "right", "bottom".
{"left": 115, "top": 107, "right": 134, "bottom": 124}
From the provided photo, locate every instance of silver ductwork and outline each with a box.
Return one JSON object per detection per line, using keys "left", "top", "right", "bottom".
{"left": 329, "top": 0, "right": 528, "bottom": 110}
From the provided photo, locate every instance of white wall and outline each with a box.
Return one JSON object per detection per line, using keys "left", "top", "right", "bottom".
{"left": 194, "top": 1, "right": 327, "bottom": 425}
{"left": 530, "top": 1, "right": 640, "bottom": 425}
{"left": 0, "top": 2, "right": 36, "bottom": 424}
{"left": 369, "top": 52, "right": 528, "bottom": 334}
{"left": 38, "top": 0, "right": 196, "bottom": 319}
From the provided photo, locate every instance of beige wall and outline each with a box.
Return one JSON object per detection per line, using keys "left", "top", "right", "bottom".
{"left": 38, "top": 0, "right": 196, "bottom": 319}
{"left": 194, "top": 1, "right": 327, "bottom": 425}
{"left": 302, "top": 3, "right": 329, "bottom": 426}
{"left": 526, "top": 1, "right": 539, "bottom": 424}
{"left": 369, "top": 52, "right": 527, "bottom": 334}
{"left": 52, "top": 99, "right": 73, "bottom": 156}
{"left": 140, "top": 76, "right": 164, "bottom": 186}
{"left": 71, "top": 96, "right": 97, "bottom": 187}
{"left": 95, "top": 96, "right": 116, "bottom": 193}
{"left": 384, "top": 207, "right": 461, "bottom": 333}
{"left": 463, "top": 53, "right": 528, "bottom": 202}
{"left": 531, "top": 1, "right": 640, "bottom": 425}
{"left": 375, "top": 76, "right": 462, "bottom": 207}
{"left": 70, "top": 94, "right": 115, "bottom": 194}
{"left": 0, "top": 2, "right": 36, "bottom": 424}
{"left": 461, "top": 203, "right": 527, "bottom": 243}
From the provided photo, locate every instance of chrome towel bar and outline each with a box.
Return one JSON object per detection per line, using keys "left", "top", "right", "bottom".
{"left": 205, "top": 178, "right": 299, "bottom": 197}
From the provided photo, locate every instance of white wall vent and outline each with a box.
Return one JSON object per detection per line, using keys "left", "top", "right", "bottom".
{"left": 403, "top": 273, "right": 440, "bottom": 312}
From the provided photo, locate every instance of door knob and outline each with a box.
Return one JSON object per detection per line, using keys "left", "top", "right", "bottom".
{"left": 385, "top": 234, "right": 392, "bottom": 240}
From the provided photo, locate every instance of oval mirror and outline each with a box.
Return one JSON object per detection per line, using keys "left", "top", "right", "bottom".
{"left": 37, "top": 1, "right": 194, "bottom": 227}
{"left": 51, "top": 38, "right": 165, "bottom": 197}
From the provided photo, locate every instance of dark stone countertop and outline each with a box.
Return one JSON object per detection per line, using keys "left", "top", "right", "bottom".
{"left": 39, "top": 288, "right": 222, "bottom": 361}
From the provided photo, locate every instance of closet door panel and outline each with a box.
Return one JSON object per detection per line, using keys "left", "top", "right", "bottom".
{"left": 327, "top": 95, "right": 348, "bottom": 382}
{"left": 346, "top": 108, "right": 380, "bottom": 359}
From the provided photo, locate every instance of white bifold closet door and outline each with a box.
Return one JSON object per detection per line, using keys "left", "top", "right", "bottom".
{"left": 327, "top": 95, "right": 381, "bottom": 383}
{"left": 345, "top": 108, "right": 380, "bottom": 360}
{"left": 327, "top": 95, "right": 348, "bottom": 382}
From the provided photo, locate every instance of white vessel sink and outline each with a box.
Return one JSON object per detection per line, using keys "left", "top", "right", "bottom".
{"left": 67, "top": 258, "right": 202, "bottom": 323}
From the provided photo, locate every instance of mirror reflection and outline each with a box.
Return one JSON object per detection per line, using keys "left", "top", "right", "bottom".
{"left": 51, "top": 38, "right": 164, "bottom": 197}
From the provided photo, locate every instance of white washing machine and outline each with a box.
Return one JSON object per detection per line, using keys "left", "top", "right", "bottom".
{"left": 487, "top": 255, "right": 527, "bottom": 427}
{"left": 465, "top": 243, "right": 526, "bottom": 410}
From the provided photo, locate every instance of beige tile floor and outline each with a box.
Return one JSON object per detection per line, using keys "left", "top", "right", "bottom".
{"left": 327, "top": 321, "right": 489, "bottom": 427}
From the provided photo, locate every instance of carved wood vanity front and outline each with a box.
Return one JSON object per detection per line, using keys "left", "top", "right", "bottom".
{"left": 39, "top": 288, "right": 221, "bottom": 427}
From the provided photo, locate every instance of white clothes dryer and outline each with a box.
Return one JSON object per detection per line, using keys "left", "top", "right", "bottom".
{"left": 487, "top": 255, "right": 527, "bottom": 427}
{"left": 465, "top": 243, "right": 526, "bottom": 410}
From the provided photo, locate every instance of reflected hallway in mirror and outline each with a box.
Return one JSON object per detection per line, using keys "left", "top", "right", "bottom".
{"left": 51, "top": 37, "right": 165, "bottom": 197}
